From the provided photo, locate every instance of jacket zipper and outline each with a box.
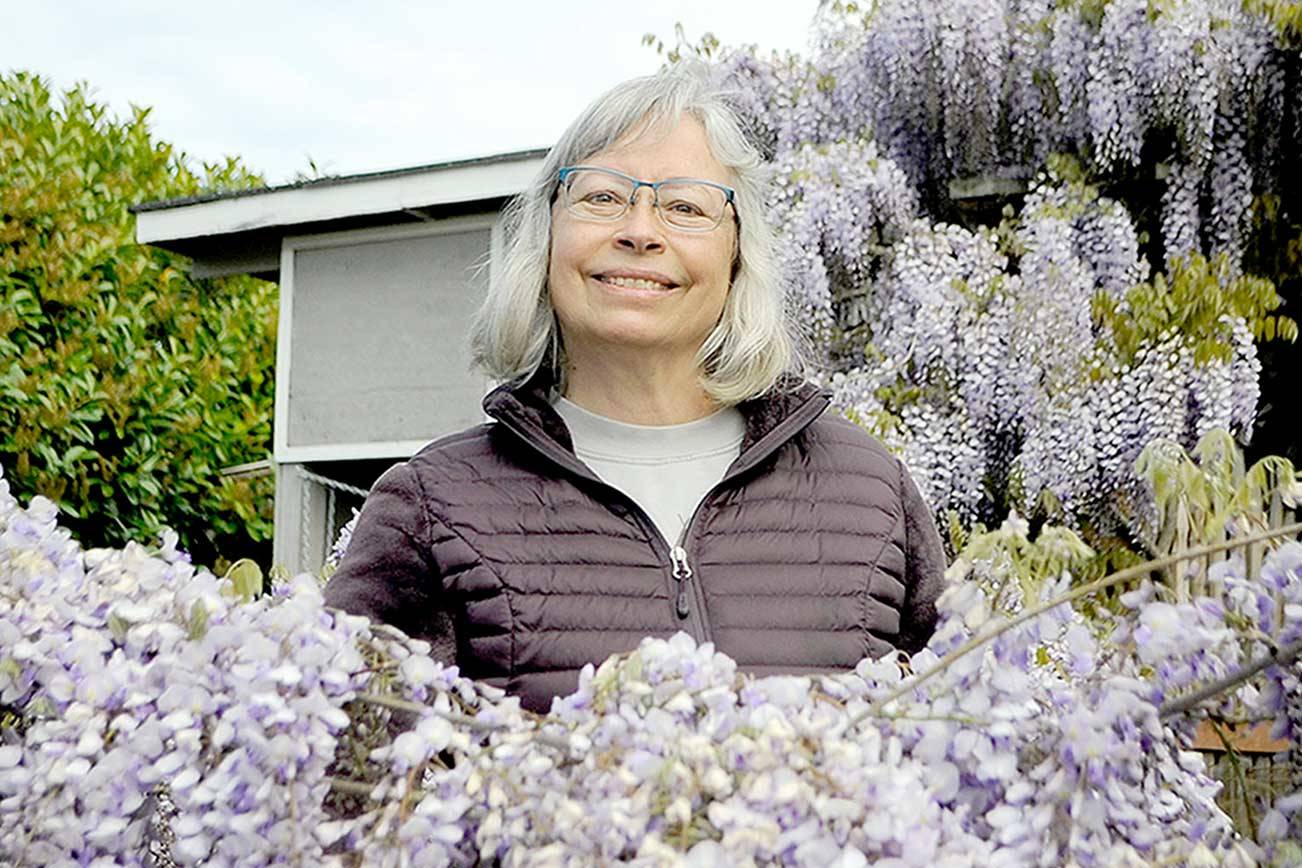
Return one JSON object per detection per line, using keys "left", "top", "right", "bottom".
{"left": 492, "top": 390, "right": 830, "bottom": 646}
{"left": 493, "top": 416, "right": 711, "bottom": 641}
{"left": 670, "top": 545, "right": 692, "bottom": 619}
{"left": 668, "top": 392, "right": 830, "bottom": 642}
{"left": 666, "top": 490, "right": 724, "bottom": 643}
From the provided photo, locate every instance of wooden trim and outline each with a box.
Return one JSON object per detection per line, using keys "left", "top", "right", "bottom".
{"left": 135, "top": 154, "right": 543, "bottom": 244}
{"left": 277, "top": 440, "right": 433, "bottom": 463}
{"left": 947, "top": 175, "right": 1029, "bottom": 200}
{"left": 1192, "top": 720, "right": 1290, "bottom": 754}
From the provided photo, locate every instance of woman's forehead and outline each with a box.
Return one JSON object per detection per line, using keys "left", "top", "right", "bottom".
{"left": 579, "top": 115, "right": 733, "bottom": 184}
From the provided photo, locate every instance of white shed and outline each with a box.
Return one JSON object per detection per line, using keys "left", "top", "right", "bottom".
{"left": 133, "top": 150, "right": 546, "bottom": 574}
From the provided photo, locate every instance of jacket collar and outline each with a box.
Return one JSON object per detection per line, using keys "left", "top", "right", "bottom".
{"left": 482, "top": 366, "right": 829, "bottom": 476}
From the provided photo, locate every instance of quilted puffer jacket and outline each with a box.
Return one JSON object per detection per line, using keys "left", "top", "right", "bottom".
{"left": 323, "top": 372, "right": 947, "bottom": 712}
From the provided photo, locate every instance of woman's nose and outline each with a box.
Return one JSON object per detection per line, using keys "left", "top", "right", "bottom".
{"left": 614, "top": 195, "right": 665, "bottom": 253}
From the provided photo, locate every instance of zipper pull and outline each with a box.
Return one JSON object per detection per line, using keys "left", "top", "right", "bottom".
{"left": 670, "top": 545, "right": 692, "bottom": 619}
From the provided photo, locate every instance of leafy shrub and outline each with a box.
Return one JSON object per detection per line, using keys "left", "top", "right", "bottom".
{"left": 0, "top": 71, "right": 276, "bottom": 567}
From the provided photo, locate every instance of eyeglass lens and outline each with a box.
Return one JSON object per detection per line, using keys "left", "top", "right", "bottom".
{"left": 564, "top": 169, "right": 728, "bottom": 231}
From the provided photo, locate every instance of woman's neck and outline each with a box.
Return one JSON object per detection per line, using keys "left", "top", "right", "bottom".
{"left": 561, "top": 351, "right": 720, "bottom": 425}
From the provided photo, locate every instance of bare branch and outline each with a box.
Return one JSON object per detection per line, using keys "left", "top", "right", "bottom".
{"left": 1160, "top": 638, "right": 1302, "bottom": 719}
{"left": 852, "top": 521, "right": 1302, "bottom": 725}
{"left": 353, "top": 692, "right": 573, "bottom": 752}
{"left": 328, "top": 777, "right": 376, "bottom": 799}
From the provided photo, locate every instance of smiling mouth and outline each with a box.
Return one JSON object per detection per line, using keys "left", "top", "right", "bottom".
{"left": 593, "top": 274, "right": 678, "bottom": 291}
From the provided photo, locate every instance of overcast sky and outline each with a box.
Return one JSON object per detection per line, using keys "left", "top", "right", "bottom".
{"left": 1, "top": 1, "right": 818, "bottom": 186}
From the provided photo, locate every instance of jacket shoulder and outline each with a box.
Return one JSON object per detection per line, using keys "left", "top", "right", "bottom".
{"left": 399, "top": 421, "right": 531, "bottom": 490}
{"left": 408, "top": 421, "right": 499, "bottom": 468}
{"left": 409, "top": 423, "right": 497, "bottom": 465}
{"left": 804, "top": 411, "right": 901, "bottom": 471}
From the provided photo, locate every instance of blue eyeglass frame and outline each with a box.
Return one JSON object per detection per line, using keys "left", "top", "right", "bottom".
{"left": 556, "top": 166, "right": 737, "bottom": 230}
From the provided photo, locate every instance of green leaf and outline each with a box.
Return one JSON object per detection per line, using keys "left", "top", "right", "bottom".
{"left": 107, "top": 613, "right": 130, "bottom": 643}
{"left": 63, "top": 445, "right": 97, "bottom": 463}
{"left": 187, "top": 599, "right": 209, "bottom": 641}
{"left": 0, "top": 657, "right": 21, "bottom": 681}
{"left": 0, "top": 71, "right": 273, "bottom": 566}
{"left": 225, "top": 558, "right": 264, "bottom": 603}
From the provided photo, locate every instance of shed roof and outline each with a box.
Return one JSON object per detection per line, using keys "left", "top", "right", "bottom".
{"left": 132, "top": 148, "right": 548, "bottom": 279}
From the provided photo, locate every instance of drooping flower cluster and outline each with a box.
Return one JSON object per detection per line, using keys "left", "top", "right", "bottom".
{"left": 765, "top": 139, "right": 918, "bottom": 350}
{"left": 947, "top": 510, "right": 1302, "bottom": 862}
{"left": 326, "top": 508, "right": 361, "bottom": 573}
{"left": 0, "top": 474, "right": 371, "bottom": 864}
{"left": 818, "top": 165, "right": 1266, "bottom": 533}
{"left": 714, "top": 0, "right": 1293, "bottom": 539}
{"left": 723, "top": 0, "right": 1293, "bottom": 271}
{"left": 1247, "top": 543, "right": 1302, "bottom": 847}
{"left": 6, "top": 463, "right": 1302, "bottom": 865}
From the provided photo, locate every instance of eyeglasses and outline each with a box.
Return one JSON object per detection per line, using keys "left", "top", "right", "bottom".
{"left": 556, "top": 166, "right": 736, "bottom": 233}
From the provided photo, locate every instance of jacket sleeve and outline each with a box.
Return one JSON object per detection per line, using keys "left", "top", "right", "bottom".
{"left": 322, "top": 462, "right": 444, "bottom": 648}
{"left": 896, "top": 460, "right": 947, "bottom": 656}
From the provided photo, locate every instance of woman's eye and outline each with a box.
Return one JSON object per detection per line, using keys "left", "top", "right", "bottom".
{"left": 665, "top": 199, "right": 706, "bottom": 216}
{"left": 583, "top": 190, "right": 624, "bottom": 205}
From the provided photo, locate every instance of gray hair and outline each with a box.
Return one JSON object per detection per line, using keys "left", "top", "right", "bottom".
{"left": 469, "top": 61, "right": 804, "bottom": 405}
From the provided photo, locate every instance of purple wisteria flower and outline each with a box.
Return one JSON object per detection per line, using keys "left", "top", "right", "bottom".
{"left": 5, "top": 461, "right": 1299, "bottom": 864}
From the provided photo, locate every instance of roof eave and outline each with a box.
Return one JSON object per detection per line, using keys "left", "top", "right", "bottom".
{"left": 134, "top": 149, "right": 548, "bottom": 247}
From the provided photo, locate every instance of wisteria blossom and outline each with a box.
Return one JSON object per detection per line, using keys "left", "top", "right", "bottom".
{"left": 722, "top": 0, "right": 1290, "bottom": 268}
{"left": 5, "top": 462, "right": 1302, "bottom": 865}
{"left": 809, "top": 166, "right": 1267, "bottom": 534}
{"left": 716, "top": 0, "right": 1294, "bottom": 539}
{"left": 4, "top": 4, "right": 1299, "bottom": 862}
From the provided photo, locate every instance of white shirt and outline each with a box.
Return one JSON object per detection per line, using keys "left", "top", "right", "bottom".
{"left": 553, "top": 397, "right": 746, "bottom": 546}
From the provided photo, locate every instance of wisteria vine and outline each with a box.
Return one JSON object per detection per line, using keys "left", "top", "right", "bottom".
{"left": 818, "top": 167, "right": 1272, "bottom": 534}
{"left": 728, "top": 0, "right": 1294, "bottom": 269}
{"left": 715, "top": 0, "right": 1298, "bottom": 541}
{"left": 4, "top": 455, "right": 1302, "bottom": 865}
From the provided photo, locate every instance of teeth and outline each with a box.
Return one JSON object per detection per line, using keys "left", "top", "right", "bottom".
{"left": 602, "top": 276, "right": 671, "bottom": 291}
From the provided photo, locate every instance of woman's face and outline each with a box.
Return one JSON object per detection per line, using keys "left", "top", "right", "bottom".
{"left": 547, "top": 116, "right": 738, "bottom": 371}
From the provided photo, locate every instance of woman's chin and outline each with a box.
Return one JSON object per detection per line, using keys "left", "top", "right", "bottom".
{"left": 565, "top": 319, "right": 694, "bottom": 357}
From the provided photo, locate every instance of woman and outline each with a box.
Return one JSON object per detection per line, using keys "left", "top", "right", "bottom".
{"left": 324, "top": 63, "right": 946, "bottom": 713}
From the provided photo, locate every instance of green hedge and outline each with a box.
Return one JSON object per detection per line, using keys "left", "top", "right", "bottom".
{"left": 0, "top": 71, "right": 277, "bottom": 568}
